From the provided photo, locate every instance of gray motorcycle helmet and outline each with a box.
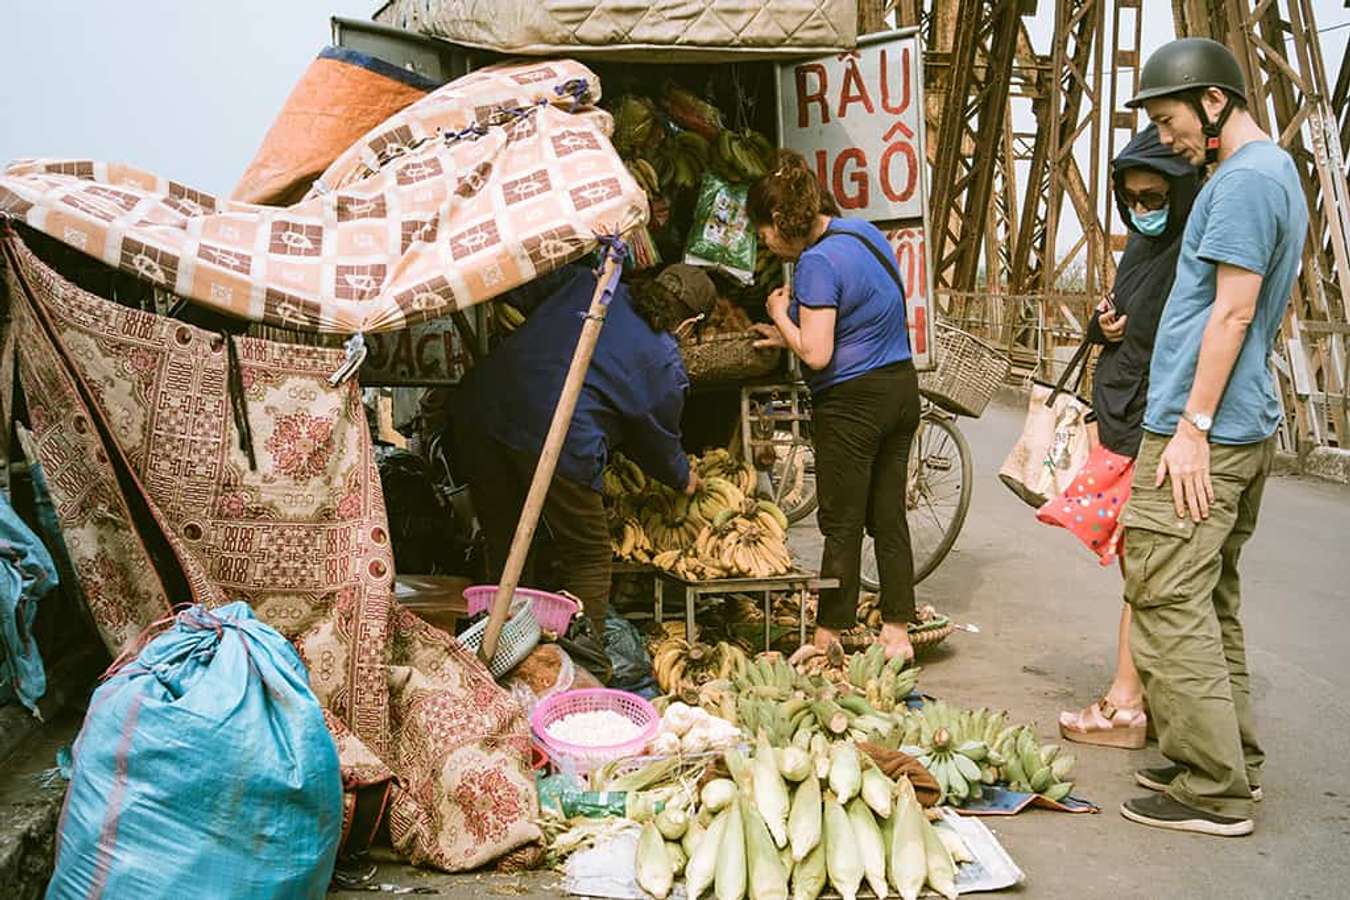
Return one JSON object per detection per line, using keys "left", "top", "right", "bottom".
{"left": 1127, "top": 38, "right": 1247, "bottom": 163}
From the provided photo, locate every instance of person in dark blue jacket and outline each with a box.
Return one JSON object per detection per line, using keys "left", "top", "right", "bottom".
{"left": 748, "top": 150, "right": 920, "bottom": 662}
{"left": 453, "top": 263, "right": 715, "bottom": 631}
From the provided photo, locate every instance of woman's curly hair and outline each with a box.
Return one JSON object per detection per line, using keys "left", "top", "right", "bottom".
{"left": 747, "top": 149, "right": 837, "bottom": 240}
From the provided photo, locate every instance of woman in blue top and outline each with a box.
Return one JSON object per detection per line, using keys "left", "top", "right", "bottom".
{"left": 749, "top": 150, "right": 921, "bottom": 661}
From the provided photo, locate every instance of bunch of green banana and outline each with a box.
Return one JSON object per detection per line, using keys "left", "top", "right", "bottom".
{"left": 601, "top": 452, "right": 647, "bottom": 499}
{"left": 910, "top": 725, "right": 990, "bottom": 805}
{"left": 845, "top": 643, "right": 921, "bottom": 711}
{"left": 611, "top": 94, "right": 663, "bottom": 158}
{"left": 711, "top": 128, "right": 776, "bottom": 184}
{"left": 652, "top": 130, "right": 711, "bottom": 193}
{"left": 995, "top": 726, "right": 1076, "bottom": 803}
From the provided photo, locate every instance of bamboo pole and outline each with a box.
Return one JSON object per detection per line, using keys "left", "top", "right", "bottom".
{"left": 479, "top": 242, "right": 625, "bottom": 665}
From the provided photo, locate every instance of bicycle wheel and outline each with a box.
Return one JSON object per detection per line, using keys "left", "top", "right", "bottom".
{"left": 860, "top": 411, "right": 973, "bottom": 590}
{"left": 768, "top": 437, "right": 818, "bottom": 524}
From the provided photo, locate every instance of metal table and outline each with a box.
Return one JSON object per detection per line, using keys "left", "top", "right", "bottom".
{"left": 652, "top": 569, "right": 839, "bottom": 651}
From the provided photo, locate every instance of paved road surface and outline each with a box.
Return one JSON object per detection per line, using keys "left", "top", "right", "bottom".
{"left": 335, "top": 397, "right": 1350, "bottom": 899}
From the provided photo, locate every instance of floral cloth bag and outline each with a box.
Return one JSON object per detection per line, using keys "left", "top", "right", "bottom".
{"left": 998, "top": 339, "right": 1094, "bottom": 508}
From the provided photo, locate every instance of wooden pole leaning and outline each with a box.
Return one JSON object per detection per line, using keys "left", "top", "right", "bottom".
{"left": 478, "top": 239, "right": 626, "bottom": 665}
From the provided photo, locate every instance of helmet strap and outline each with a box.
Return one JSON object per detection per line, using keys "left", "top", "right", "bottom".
{"left": 1188, "top": 91, "right": 1235, "bottom": 165}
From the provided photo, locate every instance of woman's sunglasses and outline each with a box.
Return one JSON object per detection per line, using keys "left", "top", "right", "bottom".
{"left": 1120, "top": 189, "right": 1169, "bottom": 212}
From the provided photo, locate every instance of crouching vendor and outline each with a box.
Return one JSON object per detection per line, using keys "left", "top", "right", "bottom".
{"left": 453, "top": 263, "right": 716, "bottom": 634}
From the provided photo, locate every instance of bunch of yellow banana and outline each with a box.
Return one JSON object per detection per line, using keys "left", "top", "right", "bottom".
{"left": 695, "top": 448, "right": 756, "bottom": 497}
{"left": 689, "top": 475, "right": 745, "bottom": 524}
{"left": 710, "top": 128, "right": 776, "bottom": 185}
{"left": 625, "top": 158, "right": 662, "bottom": 200}
{"left": 700, "top": 505, "right": 794, "bottom": 579}
{"left": 650, "top": 636, "right": 751, "bottom": 697}
{"left": 495, "top": 301, "right": 526, "bottom": 333}
{"left": 612, "top": 516, "right": 654, "bottom": 564}
{"left": 641, "top": 492, "right": 707, "bottom": 555}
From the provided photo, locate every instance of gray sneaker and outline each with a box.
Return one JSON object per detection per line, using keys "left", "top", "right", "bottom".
{"left": 1121, "top": 794, "right": 1253, "bottom": 837}
{"left": 1135, "top": 765, "right": 1262, "bottom": 802}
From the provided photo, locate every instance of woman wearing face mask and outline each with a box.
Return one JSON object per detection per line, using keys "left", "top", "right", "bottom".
{"left": 1042, "top": 125, "right": 1203, "bottom": 747}
{"left": 748, "top": 150, "right": 920, "bottom": 662}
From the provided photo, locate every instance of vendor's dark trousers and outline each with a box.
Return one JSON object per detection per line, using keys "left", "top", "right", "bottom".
{"left": 463, "top": 438, "right": 613, "bottom": 624}
{"left": 813, "top": 361, "right": 921, "bottom": 630}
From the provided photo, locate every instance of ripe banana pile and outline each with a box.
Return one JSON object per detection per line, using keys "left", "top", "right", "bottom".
{"left": 650, "top": 637, "right": 751, "bottom": 699}
{"left": 602, "top": 450, "right": 794, "bottom": 581}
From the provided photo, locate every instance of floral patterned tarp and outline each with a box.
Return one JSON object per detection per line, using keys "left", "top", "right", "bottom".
{"left": 0, "top": 58, "right": 647, "bottom": 334}
{"left": 1, "top": 234, "right": 540, "bottom": 870}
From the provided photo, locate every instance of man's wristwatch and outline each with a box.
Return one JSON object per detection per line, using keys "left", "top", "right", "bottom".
{"left": 1183, "top": 410, "right": 1213, "bottom": 433}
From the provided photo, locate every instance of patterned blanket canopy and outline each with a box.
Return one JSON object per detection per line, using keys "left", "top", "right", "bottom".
{"left": 0, "top": 59, "right": 647, "bottom": 334}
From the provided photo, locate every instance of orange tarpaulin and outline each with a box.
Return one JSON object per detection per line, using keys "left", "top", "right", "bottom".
{"left": 232, "top": 46, "right": 439, "bottom": 207}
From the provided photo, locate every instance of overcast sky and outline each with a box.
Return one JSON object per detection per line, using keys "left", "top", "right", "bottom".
{"left": 0, "top": 1, "right": 1346, "bottom": 201}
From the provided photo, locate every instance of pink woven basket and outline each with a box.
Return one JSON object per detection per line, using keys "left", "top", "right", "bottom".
{"left": 531, "top": 689, "right": 659, "bottom": 775}
{"left": 464, "top": 585, "right": 578, "bottom": 634}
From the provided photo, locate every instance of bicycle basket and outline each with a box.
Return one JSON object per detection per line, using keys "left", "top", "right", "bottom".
{"left": 918, "top": 324, "right": 1010, "bottom": 418}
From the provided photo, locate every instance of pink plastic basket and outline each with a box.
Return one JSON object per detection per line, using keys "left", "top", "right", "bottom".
{"left": 531, "top": 688, "right": 659, "bottom": 775}
{"left": 464, "top": 585, "right": 578, "bottom": 634}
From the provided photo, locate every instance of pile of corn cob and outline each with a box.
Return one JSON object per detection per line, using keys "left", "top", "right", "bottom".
{"left": 634, "top": 738, "right": 969, "bottom": 900}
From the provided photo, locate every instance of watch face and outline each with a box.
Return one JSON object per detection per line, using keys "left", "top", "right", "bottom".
{"left": 1192, "top": 413, "right": 1213, "bottom": 431}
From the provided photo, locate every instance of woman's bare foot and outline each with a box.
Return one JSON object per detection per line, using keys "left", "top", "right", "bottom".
{"left": 879, "top": 621, "right": 914, "bottom": 662}
{"left": 812, "top": 625, "right": 842, "bottom": 652}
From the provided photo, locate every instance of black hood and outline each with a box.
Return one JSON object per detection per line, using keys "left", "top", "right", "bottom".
{"left": 1112, "top": 124, "right": 1201, "bottom": 244}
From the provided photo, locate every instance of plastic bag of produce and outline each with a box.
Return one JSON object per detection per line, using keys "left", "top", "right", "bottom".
{"left": 46, "top": 602, "right": 342, "bottom": 900}
{"left": 684, "top": 173, "right": 757, "bottom": 285}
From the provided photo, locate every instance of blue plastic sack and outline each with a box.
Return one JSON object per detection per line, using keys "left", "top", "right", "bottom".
{"left": 46, "top": 602, "right": 343, "bottom": 900}
{"left": 0, "top": 491, "right": 58, "bottom": 714}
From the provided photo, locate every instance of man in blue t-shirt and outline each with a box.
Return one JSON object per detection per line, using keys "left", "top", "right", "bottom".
{"left": 1117, "top": 39, "right": 1308, "bottom": 838}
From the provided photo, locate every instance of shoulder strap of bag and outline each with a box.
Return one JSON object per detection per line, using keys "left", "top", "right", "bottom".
{"left": 1045, "top": 337, "right": 1094, "bottom": 408}
{"left": 822, "top": 227, "right": 906, "bottom": 298}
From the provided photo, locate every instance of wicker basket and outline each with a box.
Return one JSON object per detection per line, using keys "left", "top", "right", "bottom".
{"left": 680, "top": 331, "right": 782, "bottom": 386}
{"left": 918, "top": 324, "right": 1011, "bottom": 417}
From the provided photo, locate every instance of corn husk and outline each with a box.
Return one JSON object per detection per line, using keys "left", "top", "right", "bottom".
{"left": 935, "top": 821, "right": 973, "bottom": 864}
{"left": 742, "top": 796, "right": 790, "bottom": 900}
{"left": 753, "top": 732, "right": 791, "bottom": 849}
{"left": 791, "top": 840, "right": 827, "bottom": 900}
{"left": 683, "top": 818, "right": 706, "bottom": 860}
{"left": 890, "top": 778, "right": 927, "bottom": 900}
{"left": 703, "top": 778, "right": 739, "bottom": 813}
{"left": 823, "top": 793, "right": 863, "bottom": 900}
{"left": 919, "top": 812, "right": 957, "bottom": 900}
{"left": 636, "top": 821, "right": 675, "bottom": 899}
{"left": 687, "top": 808, "right": 730, "bottom": 900}
{"left": 777, "top": 747, "right": 813, "bottom": 782}
{"left": 787, "top": 774, "right": 822, "bottom": 863}
{"left": 716, "top": 799, "right": 747, "bottom": 900}
{"left": 861, "top": 764, "right": 895, "bottom": 819}
{"left": 667, "top": 841, "right": 688, "bottom": 875}
{"left": 846, "top": 797, "right": 889, "bottom": 899}
{"left": 656, "top": 806, "right": 689, "bottom": 841}
{"left": 828, "top": 743, "right": 862, "bottom": 805}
